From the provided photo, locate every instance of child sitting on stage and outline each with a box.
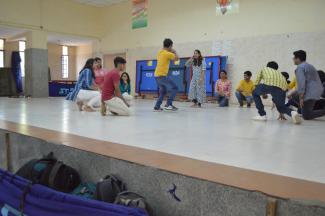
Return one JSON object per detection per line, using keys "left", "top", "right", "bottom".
{"left": 120, "top": 72, "right": 133, "bottom": 102}
{"left": 235, "top": 71, "right": 254, "bottom": 108}
{"left": 101, "top": 57, "right": 130, "bottom": 116}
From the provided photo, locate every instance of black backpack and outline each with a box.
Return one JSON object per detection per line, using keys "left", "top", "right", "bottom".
{"left": 114, "top": 191, "right": 152, "bottom": 215}
{"left": 95, "top": 174, "right": 127, "bottom": 203}
{"left": 16, "top": 152, "right": 81, "bottom": 193}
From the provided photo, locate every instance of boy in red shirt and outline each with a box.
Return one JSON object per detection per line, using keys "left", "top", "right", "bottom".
{"left": 101, "top": 57, "right": 130, "bottom": 116}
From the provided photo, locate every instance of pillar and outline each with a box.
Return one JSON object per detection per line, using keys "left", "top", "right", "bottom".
{"left": 25, "top": 30, "right": 48, "bottom": 97}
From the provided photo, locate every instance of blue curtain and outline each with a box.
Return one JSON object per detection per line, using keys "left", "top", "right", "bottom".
{"left": 11, "top": 51, "right": 23, "bottom": 93}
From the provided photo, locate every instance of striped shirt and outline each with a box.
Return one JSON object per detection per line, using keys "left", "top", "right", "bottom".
{"left": 66, "top": 68, "right": 93, "bottom": 101}
{"left": 255, "top": 67, "right": 288, "bottom": 91}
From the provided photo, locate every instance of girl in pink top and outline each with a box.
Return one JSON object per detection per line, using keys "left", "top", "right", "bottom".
{"left": 215, "top": 70, "right": 232, "bottom": 107}
{"left": 94, "top": 57, "right": 108, "bottom": 89}
{"left": 94, "top": 68, "right": 107, "bottom": 88}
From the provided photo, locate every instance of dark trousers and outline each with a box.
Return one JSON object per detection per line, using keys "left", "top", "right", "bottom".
{"left": 302, "top": 100, "right": 325, "bottom": 120}
{"left": 286, "top": 94, "right": 301, "bottom": 114}
{"left": 154, "top": 76, "right": 178, "bottom": 109}
{"left": 253, "top": 84, "right": 292, "bottom": 116}
{"left": 215, "top": 93, "right": 229, "bottom": 107}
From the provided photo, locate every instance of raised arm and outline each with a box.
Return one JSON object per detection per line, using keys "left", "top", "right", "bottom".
{"left": 170, "top": 49, "right": 179, "bottom": 61}
{"left": 185, "top": 57, "right": 193, "bottom": 67}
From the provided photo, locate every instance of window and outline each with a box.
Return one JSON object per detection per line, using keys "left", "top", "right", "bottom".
{"left": 0, "top": 39, "right": 4, "bottom": 68}
{"left": 61, "top": 46, "right": 69, "bottom": 79}
{"left": 19, "top": 41, "right": 26, "bottom": 77}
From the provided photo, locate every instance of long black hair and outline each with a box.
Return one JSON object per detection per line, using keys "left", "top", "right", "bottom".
{"left": 80, "top": 58, "right": 95, "bottom": 78}
{"left": 120, "top": 72, "right": 130, "bottom": 85}
{"left": 193, "top": 49, "right": 203, "bottom": 67}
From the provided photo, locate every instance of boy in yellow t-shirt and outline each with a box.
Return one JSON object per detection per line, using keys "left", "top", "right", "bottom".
{"left": 154, "top": 38, "right": 179, "bottom": 111}
{"left": 235, "top": 71, "right": 254, "bottom": 107}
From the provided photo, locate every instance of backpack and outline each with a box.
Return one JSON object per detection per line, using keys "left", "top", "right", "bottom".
{"left": 95, "top": 174, "right": 126, "bottom": 203}
{"left": 114, "top": 191, "right": 152, "bottom": 215}
{"left": 71, "top": 182, "right": 96, "bottom": 199}
{"left": 15, "top": 152, "right": 81, "bottom": 193}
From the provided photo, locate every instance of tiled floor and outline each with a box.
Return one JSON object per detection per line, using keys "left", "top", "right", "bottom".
{"left": 1, "top": 97, "right": 325, "bottom": 184}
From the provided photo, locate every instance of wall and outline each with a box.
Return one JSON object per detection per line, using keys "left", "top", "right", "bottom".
{"left": 99, "top": 0, "right": 325, "bottom": 52}
{"left": 3, "top": 40, "right": 18, "bottom": 67}
{"left": 76, "top": 44, "right": 93, "bottom": 78}
{"left": 98, "top": 0, "right": 325, "bottom": 100}
{"left": 103, "top": 53, "right": 126, "bottom": 72}
{"left": 0, "top": 0, "right": 104, "bottom": 39}
{"left": 48, "top": 43, "right": 76, "bottom": 80}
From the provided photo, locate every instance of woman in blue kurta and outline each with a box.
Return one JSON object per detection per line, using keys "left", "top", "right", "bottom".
{"left": 66, "top": 58, "right": 100, "bottom": 111}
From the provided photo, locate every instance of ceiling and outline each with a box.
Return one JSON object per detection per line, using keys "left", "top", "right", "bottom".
{"left": 0, "top": 26, "right": 94, "bottom": 46}
{"left": 47, "top": 34, "right": 95, "bottom": 46}
{"left": 72, "top": 0, "right": 128, "bottom": 7}
{"left": 0, "top": 26, "right": 27, "bottom": 39}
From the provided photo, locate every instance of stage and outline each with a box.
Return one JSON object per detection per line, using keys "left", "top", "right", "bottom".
{"left": 0, "top": 97, "right": 325, "bottom": 185}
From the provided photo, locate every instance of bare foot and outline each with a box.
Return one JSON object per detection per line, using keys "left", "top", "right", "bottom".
{"left": 76, "top": 101, "right": 83, "bottom": 111}
{"left": 84, "top": 105, "right": 96, "bottom": 112}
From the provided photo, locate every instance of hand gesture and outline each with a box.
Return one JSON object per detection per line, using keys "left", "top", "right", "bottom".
{"left": 277, "top": 113, "right": 287, "bottom": 121}
{"left": 299, "top": 98, "right": 304, "bottom": 108}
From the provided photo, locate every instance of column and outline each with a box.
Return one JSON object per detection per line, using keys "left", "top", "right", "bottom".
{"left": 25, "top": 30, "right": 48, "bottom": 97}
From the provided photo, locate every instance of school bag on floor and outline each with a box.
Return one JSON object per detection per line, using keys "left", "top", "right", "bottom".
{"left": 95, "top": 174, "right": 127, "bottom": 203}
{"left": 15, "top": 152, "right": 80, "bottom": 193}
{"left": 71, "top": 182, "right": 96, "bottom": 199}
{"left": 0, "top": 168, "right": 148, "bottom": 216}
{"left": 114, "top": 191, "right": 153, "bottom": 216}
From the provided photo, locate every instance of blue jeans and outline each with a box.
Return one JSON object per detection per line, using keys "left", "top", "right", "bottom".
{"left": 235, "top": 91, "right": 253, "bottom": 106}
{"left": 253, "top": 84, "right": 293, "bottom": 116}
{"left": 215, "top": 93, "right": 229, "bottom": 107}
{"left": 154, "top": 76, "right": 178, "bottom": 109}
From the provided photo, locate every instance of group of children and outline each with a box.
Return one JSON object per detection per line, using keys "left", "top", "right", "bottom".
{"left": 152, "top": 39, "right": 325, "bottom": 124}
{"left": 66, "top": 38, "right": 325, "bottom": 124}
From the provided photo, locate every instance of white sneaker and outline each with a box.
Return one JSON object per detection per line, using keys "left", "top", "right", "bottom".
{"left": 252, "top": 115, "right": 267, "bottom": 121}
{"left": 164, "top": 105, "right": 178, "bottom": 111}
{"left": 291, "top": 111, "right": 302, "bottom": 124}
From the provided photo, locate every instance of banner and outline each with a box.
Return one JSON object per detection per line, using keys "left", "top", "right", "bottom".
{"left": 216, "top": 0, "right": 239, "bottom": 15}
{"left": 132, "top": 0, "right": 148, "bottom": 29}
